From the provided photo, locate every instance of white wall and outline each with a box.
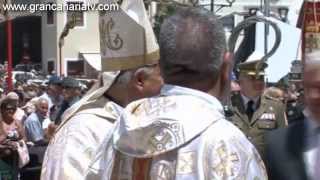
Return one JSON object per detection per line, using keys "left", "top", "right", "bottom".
{"left": 42, "top": 0, "right": 58, "bottom": 74}
{"left": 41, "top": 0, "right": 100, "bottom": 76}
{"left": 58, "top": 0, "right": 100, "bottom": 76}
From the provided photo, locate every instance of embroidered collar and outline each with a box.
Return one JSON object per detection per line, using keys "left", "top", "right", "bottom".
{"left": 160, "top": 84, "right": 224, "bottom": 114}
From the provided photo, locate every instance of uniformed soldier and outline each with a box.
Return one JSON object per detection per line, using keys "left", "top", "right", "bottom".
{"left": 229, "top": 59, "right": 287, "bottom": 161}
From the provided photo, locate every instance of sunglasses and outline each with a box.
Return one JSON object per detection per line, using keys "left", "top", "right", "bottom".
{"left": 2, "top": 106, "right": 17, "bottom": 112}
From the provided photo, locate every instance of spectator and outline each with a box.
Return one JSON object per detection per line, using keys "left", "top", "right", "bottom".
{"left": 39, "top": 75, "right": 63, "bottom": 121}
{"left": 264, "top": 86, "right": 285, "bottom": 102}
{"left": 24, "top": 98, "right": 50, "bottom": 145}
{"left": 6, "top": 92, "right": 27, "bottom": 123}
{"left": 54, "top": 77, "right": 81, "bottom": 125}
{"left": 23, "top": 90, "right": 38, "bottom": 104}
{"left": 0, "top": 98, "right": 26, "bottom": 157}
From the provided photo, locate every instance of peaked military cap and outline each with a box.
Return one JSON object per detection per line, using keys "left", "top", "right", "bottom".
{"left": 238, "top": 60, "right": 268, "bottom": 76}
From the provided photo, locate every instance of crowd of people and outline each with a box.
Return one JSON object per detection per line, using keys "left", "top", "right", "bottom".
{"left": 0, "top": 0, "right": 317, "bottom": 180}
{"left": 0, "top": 75, "right": 94, "bottom": 178}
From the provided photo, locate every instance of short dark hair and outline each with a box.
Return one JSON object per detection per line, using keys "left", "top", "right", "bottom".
{"left": 159, "top": 7, "right": 226, "bottom": 87}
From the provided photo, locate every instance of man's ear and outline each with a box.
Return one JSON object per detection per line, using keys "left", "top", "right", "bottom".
{"left": 221, "top": 52, "right": 232, "bottom": 85}
{"left": 219, "top": 52, "right": 233, "bottom": 101}
{"left": 131, "top": 69, "right": 146, "bottom": 91}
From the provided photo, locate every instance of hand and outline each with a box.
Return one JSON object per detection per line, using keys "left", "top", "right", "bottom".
{"left": 47, "top": 123, "right": 58, "bottom": 139}
{"left": 4, "top": 140, "right": 18, "bottom": 150}
{"left": 0, "top": 142, "right": 15, "bottom": 156}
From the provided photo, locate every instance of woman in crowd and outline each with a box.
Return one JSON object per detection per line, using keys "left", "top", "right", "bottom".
{"left": 0, "top": 97, "right": 26, "bottom": 158}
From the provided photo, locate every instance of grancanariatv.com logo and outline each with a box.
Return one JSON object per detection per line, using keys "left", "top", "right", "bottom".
{"left": 1, "top": 2, "right": 119, "bottom": 13}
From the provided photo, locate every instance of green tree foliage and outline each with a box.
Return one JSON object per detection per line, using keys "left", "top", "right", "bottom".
{"left": 154, "top": 3, "right": 177, "bottom": 39}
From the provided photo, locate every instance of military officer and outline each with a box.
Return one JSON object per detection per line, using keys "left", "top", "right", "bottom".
{"left": 229, "top": 59, "right": 287, "bottom": 161}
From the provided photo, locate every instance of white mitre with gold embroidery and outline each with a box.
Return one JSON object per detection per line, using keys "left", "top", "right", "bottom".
{"left": 100, "top": 0, "right": 159, "bottom": 71}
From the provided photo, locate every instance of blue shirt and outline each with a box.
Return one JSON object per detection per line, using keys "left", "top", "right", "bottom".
{"left": 24, "top": 112, "right": 45, "bottom": 142}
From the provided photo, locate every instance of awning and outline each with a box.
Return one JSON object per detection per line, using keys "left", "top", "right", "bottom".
{"left": 80, "top": 53, "right": 101, "bottom": 71}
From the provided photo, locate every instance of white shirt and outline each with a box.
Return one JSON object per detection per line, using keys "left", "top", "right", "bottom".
{"left": 303, "top": 109, "right": 320, "bottom": 180}
{"left": 241, "top": 94, "right": 259, "bottom": 110}
{"left": 42, "top": 118, "right": 52, "bottom": 129}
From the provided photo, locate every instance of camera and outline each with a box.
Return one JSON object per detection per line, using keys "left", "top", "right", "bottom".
{"left": 6, "top": 131, "right": 19, "bottom": 141}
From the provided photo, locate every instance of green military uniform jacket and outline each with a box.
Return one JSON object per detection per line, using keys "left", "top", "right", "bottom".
{"left": 229, "top": 92, "right": 287, "bottom": 160}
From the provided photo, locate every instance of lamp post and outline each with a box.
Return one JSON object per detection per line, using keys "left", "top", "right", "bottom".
{"left": 211, "top": 0, "right": 214, "bottom": 12}
{"left": 264, "top": 0, "right": 270, "bottom": 58}
{"left": 58, "top": 14, "right": 76, "bottom": 76}
{"left": 58, "top": 38, "right": 63, "bottom": 77}
{"left": 278, "top": 7, "right": 288, "bottom": 22}
{"left": 4, "top": 0, "right": 13, "bottom": 91}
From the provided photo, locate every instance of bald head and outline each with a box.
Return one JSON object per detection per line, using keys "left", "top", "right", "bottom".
{"left": 159, "top": 7, "right": 226, "bottom": 88}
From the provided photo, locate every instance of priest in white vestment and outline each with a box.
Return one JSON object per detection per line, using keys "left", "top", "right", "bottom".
{"left": 85, "top": 5, "right": 268, "bottom": 180}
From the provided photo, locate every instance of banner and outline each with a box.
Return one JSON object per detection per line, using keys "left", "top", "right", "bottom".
{"left": 298, "top": 1, "right": 320, "bottom": 60}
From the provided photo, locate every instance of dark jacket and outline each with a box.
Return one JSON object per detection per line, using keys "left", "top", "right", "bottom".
{"left": 266, "top": 120, "right": 308, "bottom": 180}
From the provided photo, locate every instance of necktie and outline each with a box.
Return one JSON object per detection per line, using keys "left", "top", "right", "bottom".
{"left": 246, "top": 100, "right": 255, "bottom": 121}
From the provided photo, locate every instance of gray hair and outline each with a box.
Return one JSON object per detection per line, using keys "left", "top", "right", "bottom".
{"left": 159, "top": 7, "right": 226, "bottom": 85}
{"left": 36, "top": 97, "right": 48, "bottom": 108}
